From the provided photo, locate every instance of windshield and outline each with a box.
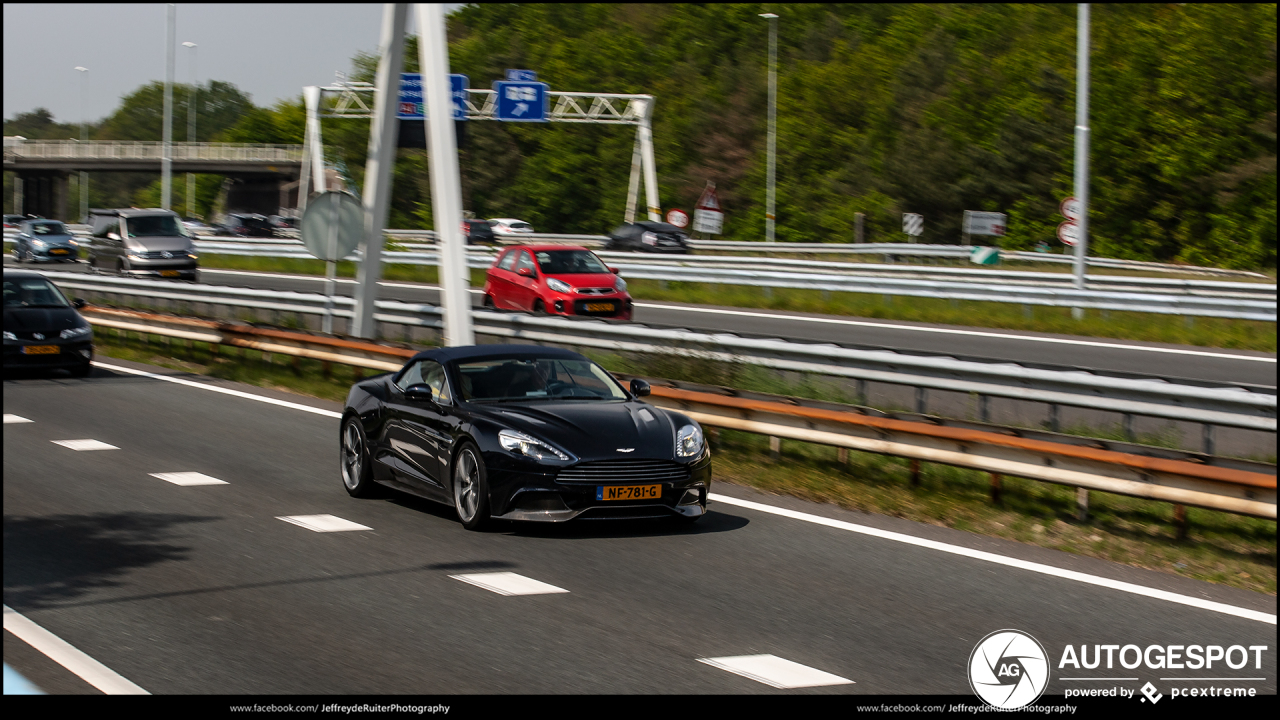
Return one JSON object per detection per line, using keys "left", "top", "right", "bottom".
{"left": 4, "top": 277, "right": 71, "bottom": 308}
{"left": 125, "top": 214, "right": 188, "bottom": 238}
{"left": 534, "top": 250, "right": 610, "bottom": 275}
{"left": 29, "top": 222, "right": 67, "bottom": 236}
{"left": 457, "top": 357, "right": 628, "bottom": 402}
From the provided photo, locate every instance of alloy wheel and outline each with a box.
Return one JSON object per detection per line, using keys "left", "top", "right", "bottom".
{"left": 454, "top": 448, "right": 479, "bottom": 522}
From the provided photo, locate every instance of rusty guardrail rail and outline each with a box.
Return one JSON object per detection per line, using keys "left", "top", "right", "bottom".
{"left": 82, "top": 306, "right": 1276, "bottom": 520}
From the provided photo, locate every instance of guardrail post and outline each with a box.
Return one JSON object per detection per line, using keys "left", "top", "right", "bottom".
{"left": 979, "top": 394, "right": 990, "bottom": 423}
{"left": 990, "top": 473, "right": 1003, "bottom": 504}
{"left": 837, "top": 447, "right": 849, "bottom": 465}
{"left": 1049, "top": 404, "right": 1061, "bottom": 433}
{"left": 769, "top": 435, "right": 781, "bottom": 460}
{"left": 856, "top": 379, "right": 867, "bottom": 407}
{"left": 1173, "top": 503, "right": 1189, "bottom": 540}
{"left": 1202, "top": 424, "right": 1215, "bottom": 456}
{"left": 915, "top": 387, "right": 927, "bottom": 415}
{"left": 1123, "top": 413, "right": 1135, "bottom": 442}
{"left": 1076, "top": 488, "right": 1089, "bottom": 521}
{"left": 909, "top": 458, "right": 921, "bottom": 487}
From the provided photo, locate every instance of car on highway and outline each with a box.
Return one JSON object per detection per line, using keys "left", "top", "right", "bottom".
{"left": 463, "top": 218, "right": 497, "bottom": 245}
{"left": 87, "top": 208, "right": 199, "bottom": 281}
{"left": 3, "top": 268, "right": 94, "bottom": 376}
{"left": 4, "top": 214, "right": 28, "bottom": 229}
{"left": 340, "top": 344, "right": 710, "bottom": 529}
{"left": 182, "top": 217, "right": 212, "bottom": 234}
{"left": 10, "top": 219, "right": 80, "bottom": 264}
{"left": 482, "top": 245, "right": 632, "bottom": 321}
{"left": 487, "top": 218, "right": 534, "bottom": 234}
{"left": 269, "top": 215, "right": 299, "bottom": 231}
{"left": 214, "top": 212, "right": 276, "bottom": 238}
{"left": 605, "top": 221, "right": 692, "bottom": 254}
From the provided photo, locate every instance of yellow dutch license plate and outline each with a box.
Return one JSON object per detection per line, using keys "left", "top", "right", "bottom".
{"left": 597, "top": 484, "right": 661, "bottom": 501}
{"left": 585, "top": 302, "right": 614, "bottom": 312}
{"left": 50, "top": 248, "right": 69, "bottom": 255}
{"left": 160, "top": 270, "right": 180, "bottom": 277}
{"left": 23, "top": 345, "right": 59, "bottom": 355}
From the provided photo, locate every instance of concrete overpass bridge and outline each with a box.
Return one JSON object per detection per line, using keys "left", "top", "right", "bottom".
{"left": 3, "top": 138, "right": 304, "bottom": 220}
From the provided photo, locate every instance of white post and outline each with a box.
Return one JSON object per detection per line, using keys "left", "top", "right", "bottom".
{"left": 184, "top": 41, "right": 197, "bottom": 218}
{"left": 1072, "top": 3, "right": 1091, "bottom": 313}
{"left": 761, "top": 12, "right": 779, "bottom": 243}
{"left": 303, "top": 86, "right": 327, "bottom": 200}
{"left": 419, "top": 2, "right": 474, "bottom": 346}
{"left": 75, "top": 66, "right": 89, "bottom": 221}
{"left": 637, "top": 98, "right": 660, "bottom": 222}
{"left": 161, "top": 4, "right": 174, "bottom": 210}
{"left": 352, "top": 3, "right": 407, "bottom": 340}
{"left": 624, "top": 130, "right": 642, "bottom": 224}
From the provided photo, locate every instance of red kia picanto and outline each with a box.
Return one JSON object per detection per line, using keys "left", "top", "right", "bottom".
{"left": 483, "top": 245, "right": 633, "bottom": 321}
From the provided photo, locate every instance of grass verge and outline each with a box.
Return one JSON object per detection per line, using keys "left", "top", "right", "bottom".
{"left": 89, "top": 327, "right": 1276, "bottom": 595}
{"left": 198, "top": 253, "right": 1276, "bottom": 352}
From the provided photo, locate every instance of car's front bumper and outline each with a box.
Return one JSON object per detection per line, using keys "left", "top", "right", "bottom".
{"left": 26, "top": 245, "right": 79, "bottom": 261}
{"left": 122, "top": 256, "right": 199, "bottom": 278}
{"left": 3, "top": 337, "right": 93, "bottom": 370}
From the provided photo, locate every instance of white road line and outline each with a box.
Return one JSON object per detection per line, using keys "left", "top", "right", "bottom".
{"left": 90, "top": 357, "right": 1275, "bottom": 625}
{"left": 277, "top": 514, "right": 372, "bottom": 533}
{"left": 3, "top": 605, "right": 149, "bottom": 695}
{"left": 4, "top": 414, "right": 33, "bottom": 424}
{"left": 149, "top": 472, "right": 228, "bottom": 486}
{"left": 51, "top": 439, "right": 118, "bottom": 451}
{"left": 638, "top": 303, "right": 1276, "bottom": 364}
{"left": 709, "top": 493, "right": 1277, "bottom": 625}
{"left": 697, "top": 654, "right": 853, "bottom": 688}
{"left": 201, "top": 268, "right": 1274, "bottom": 363}
{"left": 92, "top": 362, "right": 342, "bottom": 419}
{"left": 450, "top": 572, "right": 569, "bottom": 596}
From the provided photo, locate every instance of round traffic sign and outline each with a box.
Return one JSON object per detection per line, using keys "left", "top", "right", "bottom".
{"left": 666, "top": 208, "right": 689, "bottom": 228}
{"left": 300, "top": 191, "right": 364, "bottom": 262}
{"left": 1060, "top": 197, "right": 1081, "bottom": 222}
{"left": 1057, "top": 220, "right": 1079, "bottom": 246}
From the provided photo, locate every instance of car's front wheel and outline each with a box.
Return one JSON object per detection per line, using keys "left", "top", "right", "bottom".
{"left": 341, "top": 417, "right": 380, "bottom": 498}
{"left": 452, "top": 442, "right": 491, "bottom": 531}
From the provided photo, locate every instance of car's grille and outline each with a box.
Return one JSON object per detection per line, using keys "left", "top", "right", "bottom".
{"left": 135, "top": 250, "right": 186, "bottom": 259}
{"left": 577, "top": 287, "right": 614, "bottom": 296}
{"left": 557, "top": 459, "right": 689, "bottom": 485}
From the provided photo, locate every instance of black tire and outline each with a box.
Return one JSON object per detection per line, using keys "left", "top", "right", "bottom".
{"left": 532, "top": 299, "right": 546, "bottom": 314}
{"left": 482, "top": 294, "right": 495, "bottom": 310}
{"left": 117, "top": 260, "right": 129, "bottom": 277}
{"left": 340, "top": 417, "right": 380, "bottom": 498}
{"left": 452, "top": 441, "right": 491, "bottom": 531}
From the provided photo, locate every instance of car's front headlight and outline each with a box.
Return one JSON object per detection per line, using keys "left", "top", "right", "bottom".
{"left": 31, "top": 239, "right": 47, "bottom": 247}
{"left": 499, "top": 429, "right": 571, "bottom": 462}
{"left": 676, "top": 424, "right": 704, "bottom": 457}
{"left": 641, "top": 231, "right": 658, "bottom": 245}
{"left": 61, "top": 325, "right": 92, "bottom": 339}
{"left": 3, "top": 331, "right": 16, "bottom": 341}
{"left": 614, "top": 276, "right": 627, "bottom": 292}
{"left": 545, "top": 278, "right": 571, "bottom": 293}
{"left": 126, "top": 247, "right": 142, "bottom": 257}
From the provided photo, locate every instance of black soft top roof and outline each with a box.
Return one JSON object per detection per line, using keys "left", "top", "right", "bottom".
{"left": 407, "top": 343, "right": 587, "bottom": 365}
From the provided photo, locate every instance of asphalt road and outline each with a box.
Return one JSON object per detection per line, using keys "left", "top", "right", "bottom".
{"left": 7, "top": 257, "right": 1274, "bottom": 389}
{"left": 4, "top": 357, "right": 1274, "bottom": 695}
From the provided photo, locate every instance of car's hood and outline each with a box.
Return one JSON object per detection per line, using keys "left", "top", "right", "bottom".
{"left": 552, "top": 272, "right": 619, "bottom": 289}
{"left": 124, "top": 237, "right": 191, "bottom": 252}
{"left": 4, "top": 306, "right": 84, "bottom": 334}
{"left": 477, "top": 400, "right": 678, "bottom": 461}
{"left": 27, "top": 235, "right": 77, "bottom": 245}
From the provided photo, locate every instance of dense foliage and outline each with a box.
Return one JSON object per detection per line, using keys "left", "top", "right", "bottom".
{"left": 6, "top": 4, "right": 1275, "bottom": 269}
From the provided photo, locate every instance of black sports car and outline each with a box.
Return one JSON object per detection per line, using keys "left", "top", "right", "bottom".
{"left": 340, "top": 344, "right": 711, "bottom": 529}
{"left": 605, "top": 221, "right": 692, "bottom": 254}
{"left": 4, "top": 269, "right": 94, "bottom": 376}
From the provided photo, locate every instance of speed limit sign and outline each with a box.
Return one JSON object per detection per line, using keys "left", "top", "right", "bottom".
{"left": 1057, "top": 221, "right": 1079, "bottom": 247}
{"left": 666, "top": 208, "right": 689, "bottom": 228}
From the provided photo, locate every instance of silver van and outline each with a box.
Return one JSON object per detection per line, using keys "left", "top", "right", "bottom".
{"left": 88, "top": 208, "right": 199, "bottom": 281}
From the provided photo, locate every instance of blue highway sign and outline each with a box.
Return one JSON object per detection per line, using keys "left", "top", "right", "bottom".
{"left": 494, "top": 81, "right": 549, "bottom": 122}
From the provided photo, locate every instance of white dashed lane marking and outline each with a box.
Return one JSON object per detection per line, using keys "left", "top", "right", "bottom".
{"left": 450, "top": 572, "right": 569, "bottom": 596}
{"left": 4, "top": 414, "right": 33, "bottom": 424}
{"left": 697, "top": 654, "right": 854, "bottom": 689}
{"left": 276, "top": 514, "right": 372, "bottom": 533}
{"left": 149, "top": 472, "right": 228, "bottom": 486}
{"left": 51, "top": 439, "right": 119, "bottom": 451}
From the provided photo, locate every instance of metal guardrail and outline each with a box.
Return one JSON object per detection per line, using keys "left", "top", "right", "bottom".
{"left": 80, "top": 306, "right": 1277, "bottom": 520}
{"left": 53, "top": 274, "right": 1277, "bottom": 437}
{"left": 3, "top": 140, "right": 303, "bottom": 163}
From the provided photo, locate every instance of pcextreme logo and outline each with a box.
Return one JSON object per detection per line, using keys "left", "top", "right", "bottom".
{"left": 969, "top": 630, "right": 1051, "bottom": 709}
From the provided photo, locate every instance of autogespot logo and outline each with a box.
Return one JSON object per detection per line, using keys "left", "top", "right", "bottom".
{"left": 969, "top": 629, "right": 1050, "bottom": 709}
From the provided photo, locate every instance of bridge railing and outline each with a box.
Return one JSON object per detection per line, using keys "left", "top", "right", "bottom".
{"left": 3, "top": 140, "right": 303, "bottom": 163}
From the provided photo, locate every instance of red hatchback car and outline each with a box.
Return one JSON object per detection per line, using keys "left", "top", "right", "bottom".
{"left": 483, "top": 245, "right": 633, "bottom": 321}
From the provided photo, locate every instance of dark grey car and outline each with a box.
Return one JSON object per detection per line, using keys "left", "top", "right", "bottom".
{"left": 11, "top": 220, "right": 80, "bottom": 263}
{"left": 605, "top": 221, "right": 692, "bottom": 254}
{"left": 87, "top": 208, "right": 199, "bottom": 281}
{"left": 3, "top": 268, "right": 94, "bottom": 376}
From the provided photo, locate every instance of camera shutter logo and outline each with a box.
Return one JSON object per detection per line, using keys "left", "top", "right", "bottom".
{"left": 968, "top": 630, "right": 1050, "bottom": 709}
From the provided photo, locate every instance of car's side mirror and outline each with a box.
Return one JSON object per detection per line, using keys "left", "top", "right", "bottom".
{"left": 517, "top": 267, "right": 534, "bottom": 277}
{"left": 629, "top": 379, "right": 650, "bottom": 397}
{"left": 404, "top": 383, "right": 434, "bottom": 403}
{"left": 107, "top": 232, "right": 120, "bottom": 241}
{"left": 609, "top": 266, "right": 620, "bottom": 274}
{"left": 72, "top": 298, "right": 86, "bottom": 309}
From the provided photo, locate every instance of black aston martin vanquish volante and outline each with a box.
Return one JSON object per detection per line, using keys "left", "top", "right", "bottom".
{"left": 340, "top": 344, "right": 711, "bottom": 530}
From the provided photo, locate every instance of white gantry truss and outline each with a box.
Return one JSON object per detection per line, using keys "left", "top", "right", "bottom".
{"left": 300, "top": 84, "right": 661, "bottom": 222}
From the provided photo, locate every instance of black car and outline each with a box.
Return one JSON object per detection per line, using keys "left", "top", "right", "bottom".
{"left": 605, "top": 221, "right": 692, "bottom": 254}
{"left": 11, "top": 219, "right": 80, "bottom": 263}
{"left": 215, "top": 212, "right": 276, "bottom": 238}
{"left": 3, "top": 269, "right": 94, "bottom": 376}
{"left": 341, "top": 344, "right": 711, "bottom": 530}
{"left": 463, "top": 219, "right": 497, "bottom": 245}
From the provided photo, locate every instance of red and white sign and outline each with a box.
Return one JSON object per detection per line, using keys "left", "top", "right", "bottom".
{"left": 666, "top": 208, "right": 689, "bottom": 228}
{"left": 1057, "top": 221, "right": 1079, "bottom": 246}
{"left": 1060, "top": 197, "right": 1081, "bottom": 222}
{"left": 694, "top": 182, "right": 724, "bottom": 234}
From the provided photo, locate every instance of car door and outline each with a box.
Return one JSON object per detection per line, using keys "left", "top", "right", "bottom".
{"left": 382, "top": 360, "right": 454, "bottom": 495}
{"left": 511, "top": 249, "right": 540, "bottom": 310}
{"left": 488, "top": 248, "right": 521, "bottom": 309}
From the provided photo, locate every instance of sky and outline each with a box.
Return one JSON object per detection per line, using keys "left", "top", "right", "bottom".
{"left": 3, "top": 3, "right": 465, "bottom": 127}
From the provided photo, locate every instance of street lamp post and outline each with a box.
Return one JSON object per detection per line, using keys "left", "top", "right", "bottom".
{"left": 75, "top": 66, "right": 88, "bottom": 221}
{"left": 183, "top": 41, "right": 197, "bottom": 218}
{"left": 1072, "top": 3, "right": 1091, "bottom": 314}
{"left": 161, "top": 3, "right": 175, "bottom": 210}
{"left": 760, "top": 12, "right": 778, "bottom": 243}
